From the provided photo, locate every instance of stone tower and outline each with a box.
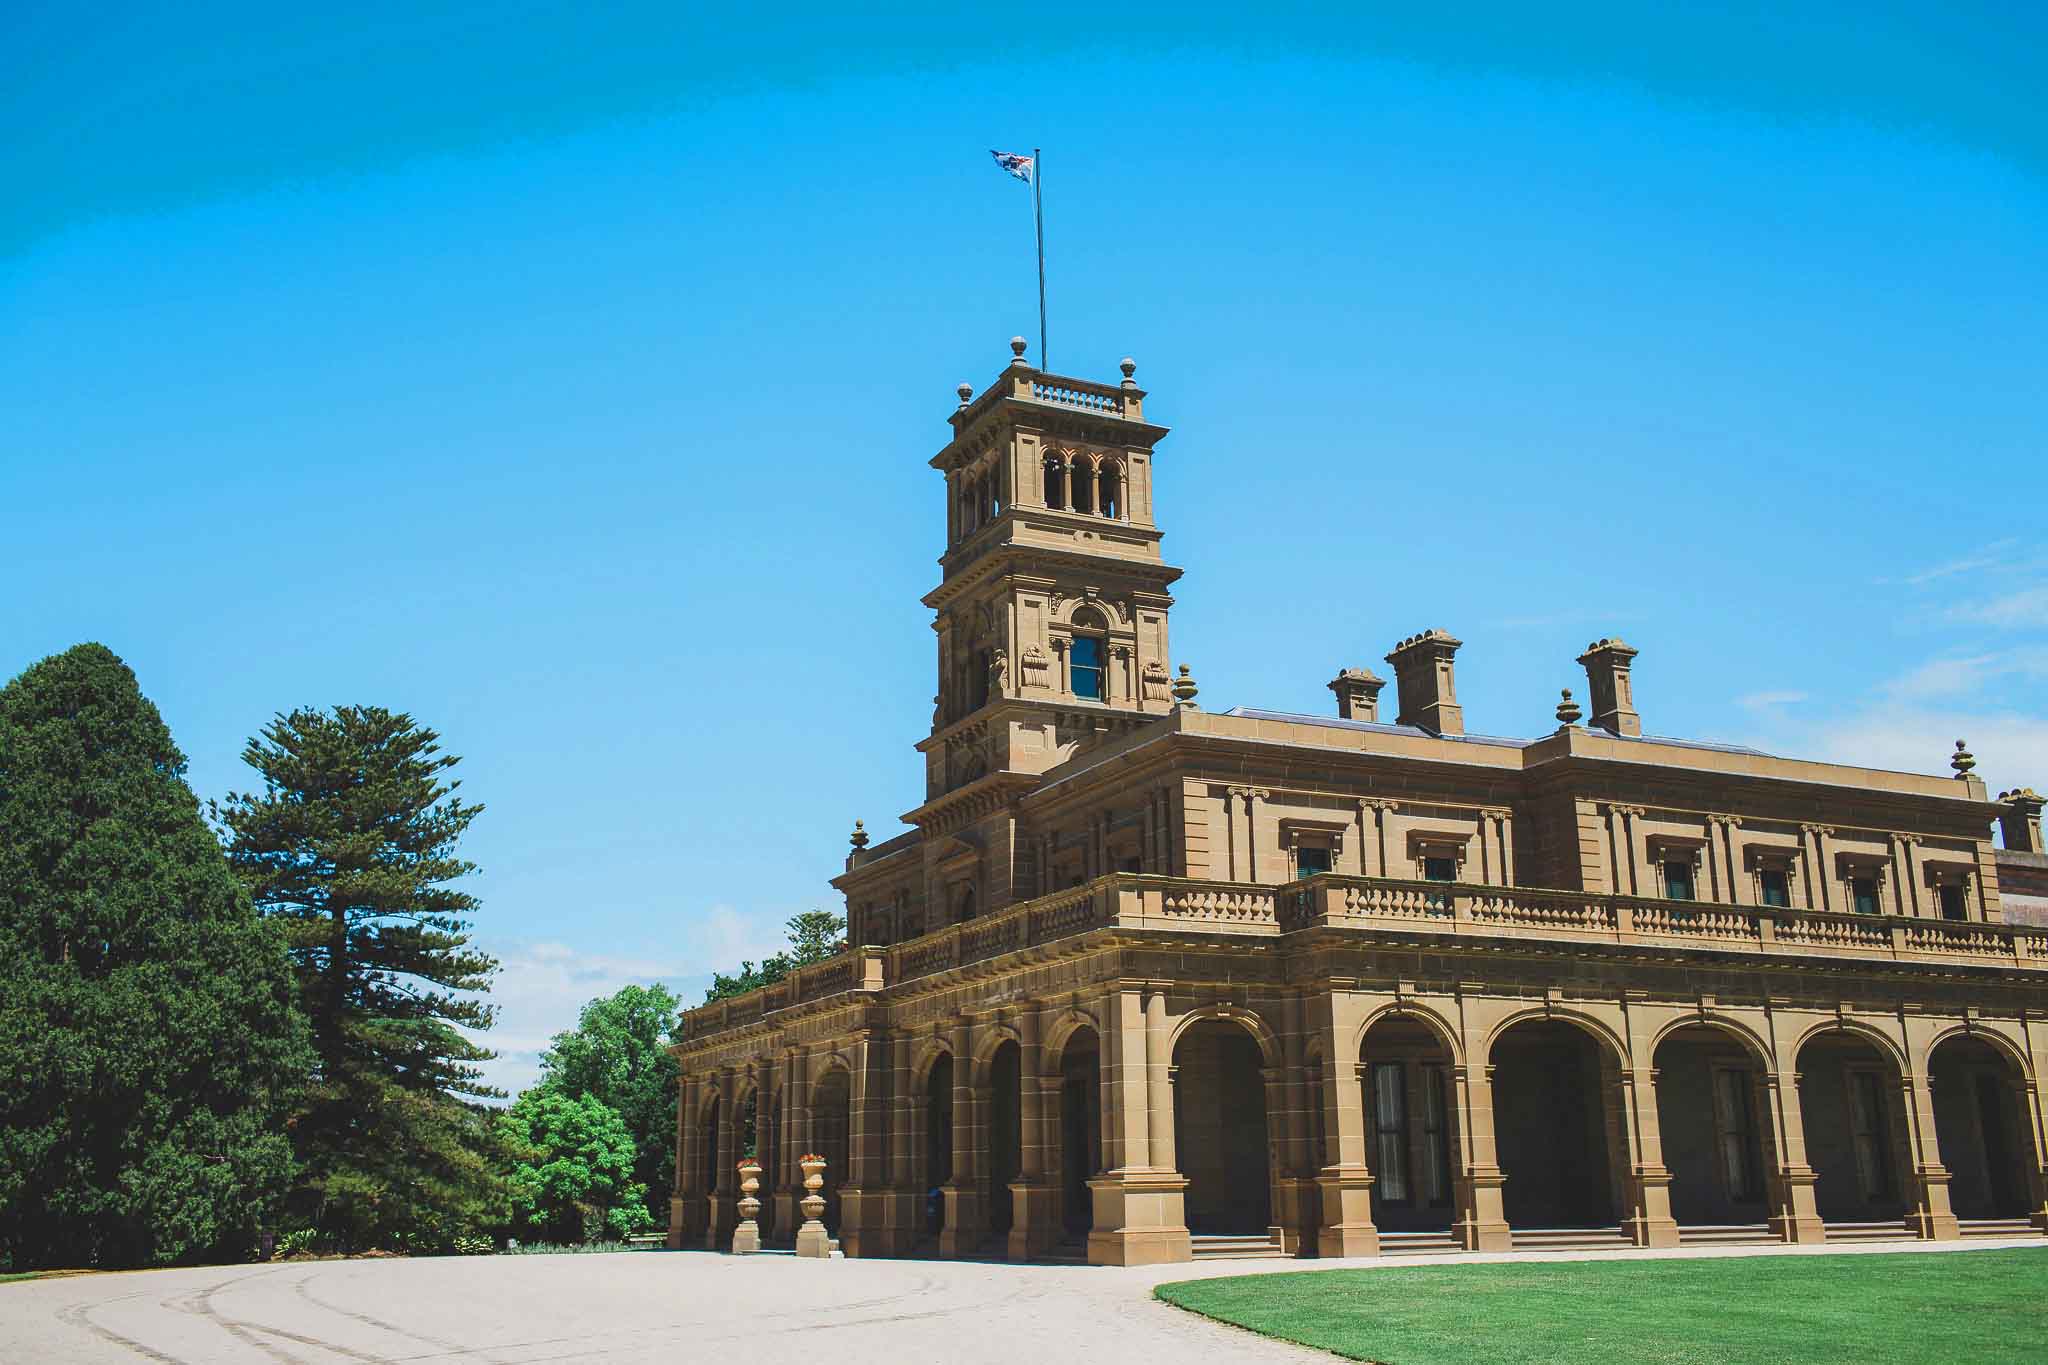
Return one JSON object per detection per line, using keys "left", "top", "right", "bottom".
{"left": 906, "top": 339, "right": 1181, "bottom": 916}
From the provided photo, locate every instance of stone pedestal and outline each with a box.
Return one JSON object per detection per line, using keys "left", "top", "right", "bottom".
{"left": 1008, "top": 1179, "right": 1061, "bottom": 1260}
{"left": 1454, "top": 1167, "right": 1511, "bottom": 1251}
{"left": 705, "top": 1193, "right": 735, "bottom": 1251}
{"left": 1625, "top": 1166, "right": 1681, "bottom": 1248}
{"left": 938, "top": 1182, "right": 986, "bottom": 1257}
{"left": 1315, "top": 1164, "right": 1379, "bottom": 1257}
{"left": 666, "top": 1197, "right": 686, "bottom": 1250}
{"left": 1908, "top": 1166, "right": 1962, "bottom": 1241}
{"left": 1085, "top": 1170, "right": 1192, "bottom": 1266}
{"left": 1768, "top": 1166, "right": 1826, "bottom": 1244}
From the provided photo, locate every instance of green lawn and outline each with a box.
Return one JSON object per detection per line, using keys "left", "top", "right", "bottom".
{"left": 1155, "top": 1249, "right": 2048, "bottom": 1364}
{"left": 0, "top": 1272, "right": 43, "bottom": 1284}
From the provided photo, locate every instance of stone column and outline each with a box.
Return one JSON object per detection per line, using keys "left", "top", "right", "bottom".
{"left": 1764, "top": 1068, "right": 1825, "bottom": 1242}
{"left": 838, "top": 1032, "right": 888, "bottom": 1256}
{"left": 1903, "top": 1067, "right": 1961, "bottom": 1240}
{"left": 670, "top": 1075, "right": 698, "bottom": 1248}
{"left": 1011, "top": 1005, "right": 1059, "bottom": 1258}
{"left": 707, "top": 1068, "right": 737, "bottom": 1250}
{"left": 1622, "top": 1063, "right": 1680, "bottom": 1247}
{"left": 1452, "top": 1059, "right": 1511, "bottom": 1251}
{"left": 1805, "top": 826, "right": 1836, "bottom": 912}
{"left": 770, "top": 1051, "right": 803, "bottom": 1246}
{"left": 1316, "top": 990, "right": 1377, "bottom": 1256}
{"left": 940, "top": 1017, "right": 985, "bottom": 1255}
{"left": 1086, "top": 986, "right": 1190, "bottom": 1265}
{"left": 877, "top": 1032, "right": 919, "bottom": 1255}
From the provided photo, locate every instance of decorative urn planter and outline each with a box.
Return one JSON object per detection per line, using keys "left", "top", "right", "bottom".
{"left": 731, "top": 1157, "right": 763, "bottom": 1254}
{"left": 794, "top": 1154, "right": 832, "bottom": 1258}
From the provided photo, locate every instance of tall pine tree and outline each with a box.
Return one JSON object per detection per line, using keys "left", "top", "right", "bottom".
{"left": 0, "top": 644, "right": 309, "bottom": 1269}
{"left": 215, "top": 706, "right": 505, "bottom": 1249}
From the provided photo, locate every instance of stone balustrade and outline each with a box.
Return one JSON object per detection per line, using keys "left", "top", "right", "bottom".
{"left": 675, "top": 871, "right": 2048, "bottom": 1037}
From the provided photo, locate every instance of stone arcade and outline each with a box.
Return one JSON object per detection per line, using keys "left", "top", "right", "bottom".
{"left": 668, "top": 341, "right": 2048, "bottom": 1265}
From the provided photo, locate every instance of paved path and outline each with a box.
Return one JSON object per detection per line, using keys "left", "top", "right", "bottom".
{"left": 8, "top": 1237, "right": 2045, "bottom": 1365}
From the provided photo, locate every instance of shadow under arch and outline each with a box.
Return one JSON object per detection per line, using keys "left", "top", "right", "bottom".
{"left": 1360, "top": 1008, "right": 1460, "bottom": 1233}
{"left": 1928, "top": 1028, "right": 2040, "bottom": 1221}
{"left": 1488, "top": 1012, "right": 1628, "bottom": 1231}
{"left": 1172, "top": 1011, "right": 1273, "bottom": 1237}
{"left": 1792, "top": 1023, "right": 1911, "bottom": 1225}
{"left": 1652, "top": 1020, "right": 1774, "bottom": 1226}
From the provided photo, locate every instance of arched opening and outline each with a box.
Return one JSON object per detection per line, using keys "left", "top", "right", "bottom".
{"left": 1173, "top": 1018, "right": 1272, "bottom": 1236}
{"left": 1930, "top": 1035, "right": 2035, "bottom": 1222}
{"left": 1057, "top": 1025, "right": 1102, "bottom": 1239}
{"left": 1042, "top": 455, "right": 1065, "bottom": 509}
{"left": 924, "top": 1053, "right": 953, "bottom": 1239}
{"left": 1492, "top": 1020, "right": 1621, "bottom": 1230}
{"left": 986, "top": 1040, "right": 1023, "bottom": 1242}
{"left": 1360, "top": 1016, "right": 1457, "bottom": 1233}
{"left": 698, "top": 1094, "right": 723, "bottom": 1246}
{"left": 810, "top": 1069, "right": 852, "bottom": 1237}
{"left": 1098, "top": 465, "right": 1120, "bottom": 519}
{"left": 1796, "top": 1031, "right": 1910, "bottom": 1225}
{"left": 1653, "top": 1026, "right": 1769, "bottom": 1228}
{"left": 1070, "top": 460, "right": 1094, "bottom": 514}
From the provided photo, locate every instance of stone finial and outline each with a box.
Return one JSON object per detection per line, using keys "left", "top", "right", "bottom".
{"left": 1119, "top": 357, "right": 1137, "bottom": 387}
{"left": 1009, "top": 336, "right": 1029, "bottom": 367}
{"left": 850, "top": 818, "right": 870, "bottom": 851}
{"left": 1576, "top": 637, "right": 1642, "bottom": 738}
{"left": 956, "top": 381, "right": 973, "bottom": 408}
{"left": 1556, "top": 688, "right": 1582, "bottom": 729}
{"left": 1999, "top": 787, "right": 2045, "bottom": 855}
{"left": 1171, "top": 663, "right": 1200, "bottom": 710}
{"left": 847, "top": 819, "right": 871, "bottom": 871}
{"left": 1951, "top": 739, "right": 1976, "bottom": 778}
{"left": 1384, "top": 629, "right": 1465, "bottom": 736}
{"left": 1328, "top": 667, "right": 1386, "bottom": 722}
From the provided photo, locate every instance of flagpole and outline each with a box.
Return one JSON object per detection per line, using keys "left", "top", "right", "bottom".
{"left": 1033, "top": 147, "right": 1046, "bottom": 372}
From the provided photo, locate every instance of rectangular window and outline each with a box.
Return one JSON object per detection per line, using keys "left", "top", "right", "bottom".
{"left": 1849, "top": 1071, "right": 1895, "bottom": 1200}
{"left": 1422, "top": 856, "right": 1456, "bottom": 883}
{"left": 1851, "top": 877, "right": 1880, "bottom": 916}
{"left": 1296, "top": 846, "right": 1333, "bottom": 879}
{"left": 1421, "top": 1064, "right": 1451, "bottom": 1207}
{"left": 1069, "top": 637, "right": 1103, "bottom": 700}
{"left": 1371, "top": 1062, "right": 1409, "bottom": 1204}
{"left": 1938, "top": 884, "right": 1967, "bottom": 921}
{"left": 1664, "top": 860, "right": 1696, "bottom": 901}
{"left": 1759, "top": 868, "right": 1791, "bottom": 908}
{"left": 1712, "top": 1068, "right": 1763, "bottom": 1201}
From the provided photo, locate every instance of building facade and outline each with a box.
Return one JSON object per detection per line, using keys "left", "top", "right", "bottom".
{"left": 668, "top": 342, "right": 2048, "bottom": 1264}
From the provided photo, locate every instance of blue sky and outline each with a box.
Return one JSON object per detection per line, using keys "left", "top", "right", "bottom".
{"left": 5, "top": 4, "right": 2044, "bottom": 1093}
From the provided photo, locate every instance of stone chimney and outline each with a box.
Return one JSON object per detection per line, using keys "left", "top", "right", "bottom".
{"left": 1576, "top": 638, "right": 1642, "bottom": 737}
{"left": 2000, "top": 789, "right": 2045, "bottom": 854}
{"left": 1328, "top": 667, "right": 1387, "bottom": 722}
{"left": 1384, "top": 630, "right": 1464, "bottom": 735}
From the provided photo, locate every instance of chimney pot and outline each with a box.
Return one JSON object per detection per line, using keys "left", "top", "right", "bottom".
{"left": 1999, "top": 787, "right": 2045, "bottom": 854}
{"left": 1576, "top": 637, "right": 1642, "bottom": 737}
{"left": 1328, "top": 667, "right": 1387, "bottom": 722}
{"left": 1384, "top": 630, "right": 1465, "bottom": 735}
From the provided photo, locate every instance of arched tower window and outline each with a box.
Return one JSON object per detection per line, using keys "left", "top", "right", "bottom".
{"left": 1098, "top": 464, "right": 1121, "bottom": 519}
{"left": 1043, "top": 455, "right": 1065, "bottom": 509}
{"left": 1070, "top": 460, "right": 1095, "bottom": 515}
{"left": 1069, "top": 608, "right": 1107, "bottom": 701}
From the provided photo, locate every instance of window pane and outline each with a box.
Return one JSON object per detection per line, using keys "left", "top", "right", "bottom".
{"left": 1070, "top": 637, "right": 1103, "bottom": 700}
{"left": 1422, "top": 1065, "right": 1451, "bottom": 1206}
{"left": 1372, "top": 1063, "right": 1408, "bottom": 1204}
{"left": 1852, "top": 879, "right": 1879, "bottom": 915}
{"left": 1423, "top": 856, "right": 1456, "bottom": 883}
{"left": 1664, "top": 860, "right": 1695, "bottom": 900}
{"left": 1760, "top": 869, "right": 1790, "bottom": 908}
{"left": 1939, "top": 885, "right": 1967, "bottom": 920}
{"left": 1296, "top": 846, "right": 1332, "bottom": 878}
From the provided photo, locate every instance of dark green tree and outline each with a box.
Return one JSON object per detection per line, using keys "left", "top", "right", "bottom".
{"left": 538, "top": 984, "right": 681, "bottom": 1220}
{"left": 496, "top": 1088, "right": 652, "bottom": 1244}
{"left": 702, "top": 909, "right": 845, "bottom": 1003}
{"left": 0, "top": 644, "right": 309, "bottom": 1270}
{"left": 214, "top": 706, "right": 505, "bottom": 1249}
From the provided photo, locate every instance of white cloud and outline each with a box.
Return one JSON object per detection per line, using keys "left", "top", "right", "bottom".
{"left": 461, "top": 904, "right": 790, "bottom": 1099}
{"left": 1881, "top": 648, "right": 2048, "bottom": 702}
{"left": 1950, "top": 585, "right": 2048, "bottom": 630}
{"left": 1895, "top": 539, "right": 2019, "bottom": 586}
{"left": 1737, "top": 689, "right": 1808, "bottom": 711}
{"left": 1806, "top": 707, "right": 2048, "bottom": 801}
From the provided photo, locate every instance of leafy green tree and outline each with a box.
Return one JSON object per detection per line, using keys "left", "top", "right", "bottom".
{"left": 703, "top": 909, "right": 846, "bottom": 1003}
{"left": 215, "top": 706, "right": 505, "bottom": 1249}
{"left": 497, "top": 1088, "right": 653, "bottom": 1243}
{"left": 539, "top": 984, "right": 681, "bottom": 1220}
{"left": 0, "top": 644, "right": 309, "bottom": 1269}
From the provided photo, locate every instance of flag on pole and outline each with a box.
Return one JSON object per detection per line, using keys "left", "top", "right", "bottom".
{"left": 989, "top": 149, "right": 1035, "bottom": 183}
